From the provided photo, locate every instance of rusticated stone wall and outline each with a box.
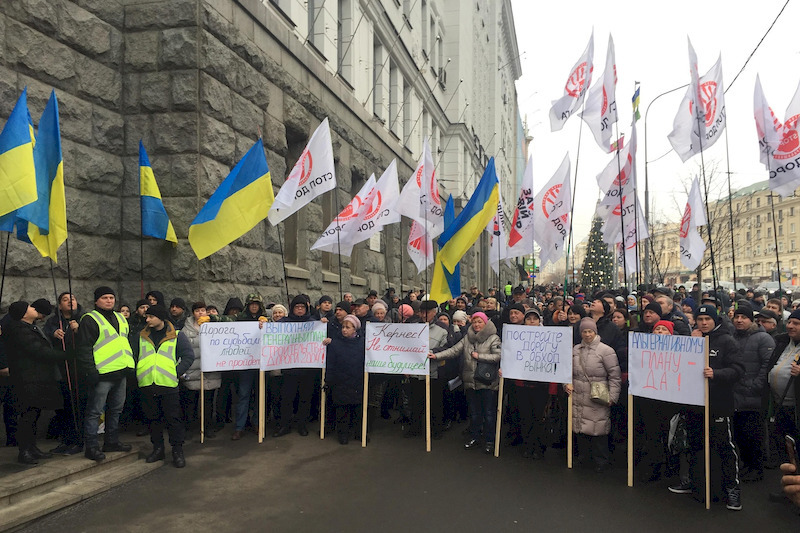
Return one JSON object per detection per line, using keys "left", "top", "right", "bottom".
{"left": 0, "top": 0, "right": 441, "bottom": 310}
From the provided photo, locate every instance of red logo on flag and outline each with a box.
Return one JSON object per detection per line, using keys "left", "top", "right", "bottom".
{"left": 363, "top": 191, "right": 383, "bottom": 220}
{"left": 338, "top": 195, "right": 363, "bottom": 221}
{"left": 566, "top": 62, "right": 591, "bottom": 98}
{"left": 775, "top": 114, "right": 800, "bottom": 160}
{"left": 679, "top": 206, "right": 691, "bottom": 238}
{"left": 290, "top": 149, "right": 314, "bottom": 186}
{"left": 689, "top": 81, "right": 718, "bottom": 128}
{"left": 542, "top": 185, "right": 569, "bottom": 223}
{"left": 612, "top": 154, "right": 633, "bottom": 187}
{"left": 601, "top": 86, "right": 608, "bottom": 116}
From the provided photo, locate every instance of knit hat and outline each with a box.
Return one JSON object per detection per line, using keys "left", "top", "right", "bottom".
{"left": 342, "top": 314, "right": 361, "bottom": 330}
{"left": 733, "top": 303, "right": 754, "bottom": 321}
{"left": 318, "top": 295, "right": 333, "bottom": 305}
{"left": 145, "top": 303, "right": 168, "bottom": 322}
{"left": 246, "top": 293, "right": 263, "bottom": 305}
{"left": 787, "top": 308, "right": 800, "bottom": 323}
{"left": 653, "top": 320, "right": 674, "bottom": 335}
{"left": 682, "top": 297, "right": 697, "bottom": 313}
{"left": 135, "top": 299, "right": 149, "bottom": 309}
{"left": 335, "top": 301, "right": 349, "bottom": 312}
{"left": 594, "top": 298, "right": 611, "bottom": 315}
{"left": 9, "top": 301, "right": 29, "bottom": 321}
{"left": 169, "top": 297, "right": 186, "bottom": 310}
{"left": 271, "top": 304, "right": 288, "bottom": 317}
{"left": 398, "top": 304, "right": 414, "bottom": 320}
{"left": 419, "top": 300, "right": 439, "bottom": 311}
{"left": 508, "top": 303, "right": 525, "bottom": 315}
{"left": 94, "top": 286, "right": 115, "bottom": 301}
{"left": 579, "top": 317, "right": 598, "bottom": 333}
{"left": 643, "top": 301, "right": 663, "bottom": 318}
{"left": 471, "top": 312, "right": 489, "bottom": 324}
{"left": 31, "top": 298, "right": 53, "bottom": 316}
{"left": 371, "top": 300, "right": 388, "bottom": 313}
{"left": 525, "top": 308, "right": 542, "bottom": 320}
{"left": 290, "top": 295, "right": 309, "bottom": 315}
{"left": 695, "top": 304, "right": 718, "bottom": 321}
{"left": 452, "top": 310, "right": 468, "bottom": 323}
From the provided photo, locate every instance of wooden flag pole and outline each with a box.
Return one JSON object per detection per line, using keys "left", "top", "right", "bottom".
{"left": 258, "top": 371, "right": 265, "bottom": 443}
{"left": 567, "top": 393, "right": 573, "bottom": 469}
{"left": 425, "top": 374, "right": 431, "bottom": 452}
{"left": 361, "top": 373, "right": 369, "bottom": 448}
{"left": 494, "top": 377, "right": 504, "bottom": 458}
{"left": 320, "top": 368, "right": 326, "bottom": 440}
{"left": 200, "top": 374, "right": 205, "bottom": 444}
{"left": 704, "top": 340, "right": 711, "bottom": 510}
{"left": 627, "top": 394, "right": 634, "bottom": 487}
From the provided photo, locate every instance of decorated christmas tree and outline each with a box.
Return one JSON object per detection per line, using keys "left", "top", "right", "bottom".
{"left": 581, "top": 217, "right": 615, "bottom": 291}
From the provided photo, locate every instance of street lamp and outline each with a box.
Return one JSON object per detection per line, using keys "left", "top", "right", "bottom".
{"left": 643, "top": 83, "right": 688, "bottom": 286}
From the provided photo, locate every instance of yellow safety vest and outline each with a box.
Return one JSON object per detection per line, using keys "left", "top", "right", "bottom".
{"left": 86, "top": 310, "right": 134, "bottom": 374}
{"left": 137, "top": 334, "right": 178, "bottom": 388}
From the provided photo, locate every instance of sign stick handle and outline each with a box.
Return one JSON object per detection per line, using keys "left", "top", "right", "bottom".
{"left": 425, "top": 374, "right": 431, "bottom": 452}
{"left": 200, "top": 374, "right": 205, "bottom": 444}
{"left": 704, "top": 340, "right": 711, "bottom": 510}
{"left": 494, "top": 377, "right": 504, "bottom": 457}
{"left": 627, "top": 393, "right": 633, "bottom": 487}
{"left": 567, "top": 392, "right": 573, "bottom": 469}
{"left": 362, "top": 372, "right": 369, "bottom": 448}
{"left": 258, "top": 371, "right": 265, "bottom": 444}
{"left": 320, "top": 368, "right": 326, "bottom": 440}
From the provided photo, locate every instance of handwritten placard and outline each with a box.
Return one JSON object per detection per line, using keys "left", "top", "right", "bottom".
{"left": 364, "top": 322, "right": 430, "bottom": 376}
{"left": 500, "top": 325, "right": 573, "bottom": 384}
{"left": 199, "top": 322, "right": 262, "bottom": 371}
{"left": 628, "top": 332, "right": 706, "bottom": 406}
{"left": 260, "top": 321, "right": 327, "bottom": 371}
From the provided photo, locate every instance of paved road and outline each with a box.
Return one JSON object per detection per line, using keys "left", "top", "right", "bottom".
{"left": 18, "top": 417, "right": 800, "bottom": 532}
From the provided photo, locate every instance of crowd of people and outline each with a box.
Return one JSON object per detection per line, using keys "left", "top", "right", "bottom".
{"left": 0, "top": 281, "right": 798, "bottom": 513}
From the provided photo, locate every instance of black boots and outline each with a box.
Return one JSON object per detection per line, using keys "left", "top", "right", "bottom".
{"left": 84, "top": 446, "right": 106, "bottom": 462}
{"left": 172, "top": 446, "right": 186, "bottom": 468}
{"left": 102, "top": 441, "right": 132, "bottom": 453}
{"left": 145, "top": 445, "right": 165, "bottom": 463}
{"left": 17, "top": 448, "right": 38, "bottom": 465}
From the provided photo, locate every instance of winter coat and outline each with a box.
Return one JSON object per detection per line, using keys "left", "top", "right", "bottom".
{"left": 766, "top": 333, "right": 800, "bottom": 422}
{"left": 424, "top": 321, "right": 449, "bottom": 380}
{"left": 571, "top": 335, "right": 621, "bottom": 436}
{"left": 43, "top": 308, "right": 83, "bottom": 381}
{"left": 181, "top": 315, "right": 221, "bottom": 391}
{"left": 325, "top": 331, "right": 365, "bottom": 406}
{"left": 733, "top": 323, "right": 775, "bottom": 412}
{"left": 434, "top": 319, "right": 501, "bottom": 391}
{"left": 703, "top": 324, "right": 745, "bottom": 417}
{"left": 4, "top": 319, "right": 68, "bottom": 409}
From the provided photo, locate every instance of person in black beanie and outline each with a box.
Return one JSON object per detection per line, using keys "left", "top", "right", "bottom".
{"left": 168, "top": 298, "right": 187, "bottom": 330}
{"left": 274, "top": 296, "right": 315, "bottom": 437}
{"left": 312, "top": 295, "right": 334, "bottom": 321}
{"left": 4, "top": 302, "right": 70, "bottom": 465}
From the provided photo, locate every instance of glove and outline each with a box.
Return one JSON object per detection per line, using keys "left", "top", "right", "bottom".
{"left": 197, "top": 316, "right": 211, "bottom": 325}
{"left": 258, "top": 316, "right": 268, "bottom": 323}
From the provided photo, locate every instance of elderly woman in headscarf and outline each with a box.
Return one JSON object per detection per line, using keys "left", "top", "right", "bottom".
{"left": 322, "top": 314, "right": 365, "bottom": 444}
{"left": 565, "top": 317, "right": 621, "bottom": 473}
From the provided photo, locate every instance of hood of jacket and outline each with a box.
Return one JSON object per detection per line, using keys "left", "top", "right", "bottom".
{"left": 466, "top": 318, "right": 497, "bottom": 344}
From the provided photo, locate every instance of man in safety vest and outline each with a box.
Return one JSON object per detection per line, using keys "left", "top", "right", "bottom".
{"left": 77, "top": 286, "right": 136, "bottom": 462}
{"left": 135, "top": 304, "right": 194, "bottom": 468}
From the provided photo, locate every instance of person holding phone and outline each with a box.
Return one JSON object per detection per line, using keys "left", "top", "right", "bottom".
{"left": 782, "top": 436, "right": 800, "bottom": 507}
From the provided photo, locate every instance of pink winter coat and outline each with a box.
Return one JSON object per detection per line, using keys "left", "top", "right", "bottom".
{"left": 571, "top": 335, "right": 621, "bottom": 436}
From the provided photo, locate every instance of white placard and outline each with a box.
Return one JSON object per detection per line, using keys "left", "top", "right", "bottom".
{"left": 260, "top": 321, "right": 327, "bottom": 371}
{"left": 500, "top": 325, "right": 573, "bottom": 384}
{"left": 364, "top": 322, "right": 430, "bottom": 375}
{"left": 628, "top": 332, "right": 706, "bottom": 406}
{"left": 199, "top": 321, "right": 262, "bottom": 372}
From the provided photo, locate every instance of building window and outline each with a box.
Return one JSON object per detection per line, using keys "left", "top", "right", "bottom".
{"left": 337, "top": 0, "right": 353, "bottom": 82}
{"left": 791, "top": 207, "right": 795, "bottom": 216}
{"left": 284, "top": 127, "right": 310, "bottom": 267}
{"left": 793, "top": 223, "right": 797, "bottom": 234}
{"left": 779, "top": 241, "right": 785, "bottom": 252}
{"left": 403, "top": 85, "right": 413, "bottom": 147}
{"left": 389, "top": 61, "right": 400, "bottom": 137}
{"left": 373, "top": 37, "right": 387, "bottom": 123}
{"left": 780, "top": 225, "right": 784, "bottom": 236}
{"left": 757, "top": 229, "right": 761, "bottom": 239}
{"left": 757, "top": 198, "right": 761, "bottom": 208}
{"left": 768, "top": 227, "right": 772, "bottom": 238}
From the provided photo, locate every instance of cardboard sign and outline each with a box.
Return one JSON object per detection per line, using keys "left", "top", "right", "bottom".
{"left": 500, "top": 325, "right": 573, "bottom": 384}
{"left": 364, "top": 322, "right": 430, "bottom": 376}
{"left": 260, "top": 321, "right": 327, "bottom": 371}
{"left": 628, "top": 332, "right": 706, "bottom": 406}
{"left": 199, "top": 321, "right": 262, "bottom": 371}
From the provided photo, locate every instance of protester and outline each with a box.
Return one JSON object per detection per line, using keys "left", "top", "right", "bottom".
{"left": 275, "top": 296, "right": 316, "bottom": 437}
{"left": 323, "top": 314, "right": 365, "bottom": 444}
{"left": 233, "top": 294, "right": 268, "bottom": 440}
{"left": 181, "top": 302, "right": 221, "bottom": 439}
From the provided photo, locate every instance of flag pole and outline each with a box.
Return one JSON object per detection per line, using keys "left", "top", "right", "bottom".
{"left": 723, "top": 129, "right": 739, "bottom": 291}
{"left": 399, "top": 220, "right": 405, "bottom": 302}
{"left": 277, "top": 224, "right": 291, "bottom": 306}
{"left": 0, "top": 232, "right": 10, "bottom": 309}
{"left": 50, "top": 261, "right": 80, "bottom": 438}
{"left": 333, "top": 186, "right": 344, "bottom": 302}
{"left": 612, "top": 112, "right": 629, "bottom": 291}
{"left": 139, "top": 170, "right": 145, "bottom": 299}
{"left": 564, "top": 103, "right": 587, "bottom": 299}
{"left": 694, "top": 112, "right": 719, "bottom": 293}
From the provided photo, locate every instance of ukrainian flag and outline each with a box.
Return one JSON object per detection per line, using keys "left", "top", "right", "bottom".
{"left": 430, "top": 159, "right": 499, "bottom": 303}
{"left": 21, "top": 91, "right": 67, "bottom": 261}
{"left": 0, "top": 88, "right": 37, "bottom": 218}
{"left": 442, "top": 195, "right": 461, "bottom": 298}
{"left": 188, "top": 139, "right": 274, "bottom": 260}
{"left": 139, "top": 141, "right": 177, "bottom": 245}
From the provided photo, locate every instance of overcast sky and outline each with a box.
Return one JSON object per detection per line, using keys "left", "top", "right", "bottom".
{"left": 511, "top": 0, "right": 798, "bottom": 243}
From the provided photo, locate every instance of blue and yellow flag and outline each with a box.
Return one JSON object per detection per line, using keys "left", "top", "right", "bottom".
{"left": 0, "top": 88, "right": 37, "bottom": 218}
{"left": 139, "top": 141, "right": 177, "bottom": 245}
{"left": 430, "top": 159, "right": 499, "bottom": 303}
{"left": 188, "top": 139, "right": 275, "bottom": 259}
{"left": 21, "top": 91, "right": 67, "bottom": 261}
{"left": 632, "top": 85, "right": 641, "bottom": 122}
{"left": 442, "top": 195, "right": 461, "bottom": 298}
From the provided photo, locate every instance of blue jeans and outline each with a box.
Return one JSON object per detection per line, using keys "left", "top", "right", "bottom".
{"left": 84, "top": 377, "right": 127, "bottom": 448}
{"left": 466, "top": 388, "right": 497, "bottom": 442}
{"left": 235, "top": 370, "right": 259, "bottom": 431}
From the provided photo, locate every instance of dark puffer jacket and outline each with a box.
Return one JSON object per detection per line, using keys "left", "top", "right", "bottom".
{"left": 704, "top": 324, "right": 745, "bottom": 417}
{"left": 325, "top": 331, "right": 365, "bottom": 406}
{"left": 4, "top": 319, "right": 68, "bottom": 409}
{"left": 733, "top": 322, "right": 775, "bottom": 412}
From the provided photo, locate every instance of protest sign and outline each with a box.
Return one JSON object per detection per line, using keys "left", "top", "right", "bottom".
{"left": 500, "top": 325, "right": 573, "bottom": 384}
{"left": 628, "top": 332, "right": 706, "bottom": 406}
{"left": 199, "top": 321, "right": 262, "bottom": 372}
{"left": 364, "top": 322, "right": 430, "bottom": 376}
{"left": 260, "top": 321, "right": 327, "bottom": 371}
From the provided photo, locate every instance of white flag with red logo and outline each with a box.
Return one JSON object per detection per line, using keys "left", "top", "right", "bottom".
{"left": 507, "top": 155, "right": 535, "bottom": 259}
{"left": 753, "top": 75, "right": 782, "bottom": 167}
{"left": 268, "top": 118, "right": 336, "bottom": 225}
{"left": 679, "top": 176, "right": 706, "bottom": 270}
{"left": 345, "top": 159, "right": 401, "bottom": 249}
{"left": 549, "top": 33, "right": 594, "bottom": 132}
{"left": 396, "top": 138, "right": 444, "bottom": 238}
{"left": 668, "top": 40, "right": 726, "bottom": 162}
{"left": 486, "top": 192, "right": 511, "bottom": 273}
{"left": 760, "top": 76, "right": 800, "bottom": 197}
{"left": 407, "top": 220, "right": 434, "bottom": 273}
{"left": 581, "top": 35, "right": 616, "bottom": 152}
{"left": 533, "top": 154, "right": 571, "bottom": 266}
{"left": 310, "top": 174, "right": 375, "bottom": 256}
{"left": 615, "top": 213, "right": 645, "bottom": 279}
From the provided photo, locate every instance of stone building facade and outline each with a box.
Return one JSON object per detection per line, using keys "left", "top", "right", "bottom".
{"left": 0, "top": 0, "right": 522, "bottom": 309}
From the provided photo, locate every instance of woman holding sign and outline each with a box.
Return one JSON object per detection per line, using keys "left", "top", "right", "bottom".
{"left": 429, "top": 312, "right": 501, "bottom": 454}
{"left": 565, "top": 318, "right": 621, "bottom": 473}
